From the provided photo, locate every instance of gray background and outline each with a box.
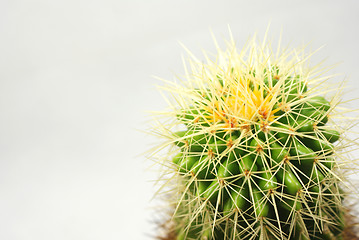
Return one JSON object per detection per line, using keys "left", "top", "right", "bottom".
{"left": 0, "top": 1, "right": 359, "bottom": 239}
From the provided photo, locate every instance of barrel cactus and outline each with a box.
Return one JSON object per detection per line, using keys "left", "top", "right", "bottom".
{"left": 151, "top": 33, "right": 357, "bottom": 240}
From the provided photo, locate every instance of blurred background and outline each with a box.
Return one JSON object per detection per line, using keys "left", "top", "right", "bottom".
{"left": 0, "top": 0, "right": 359, "bottom": 239}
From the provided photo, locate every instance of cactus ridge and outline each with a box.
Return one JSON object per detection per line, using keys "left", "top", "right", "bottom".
{"left": 152, "top": 33, "right": 355, "bottom": 240}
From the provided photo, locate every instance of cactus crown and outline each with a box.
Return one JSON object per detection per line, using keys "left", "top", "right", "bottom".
{"left": 151, "top": 32, "right": 355, "bottom": 240}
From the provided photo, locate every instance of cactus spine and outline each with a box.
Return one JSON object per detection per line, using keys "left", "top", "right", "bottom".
{"left": 152, "top": 33, "right": 355, "bottom": 240}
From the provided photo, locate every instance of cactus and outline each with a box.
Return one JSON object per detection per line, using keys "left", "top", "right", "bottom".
{"left": 151, "top": 33, "right": 357, "bottom": 240}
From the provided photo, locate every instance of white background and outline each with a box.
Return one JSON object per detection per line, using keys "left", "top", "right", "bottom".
{"left": 0, "top": 1, "right": 359, "bottom": 239}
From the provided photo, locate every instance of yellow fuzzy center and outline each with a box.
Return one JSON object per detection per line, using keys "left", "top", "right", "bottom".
{"left": 203, "top": 77, "right": 280, "bottom": 129}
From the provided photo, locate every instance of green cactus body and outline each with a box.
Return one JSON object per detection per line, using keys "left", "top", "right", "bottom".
{"left": 153, "top": 34, "right": 352, "bottom": 240}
